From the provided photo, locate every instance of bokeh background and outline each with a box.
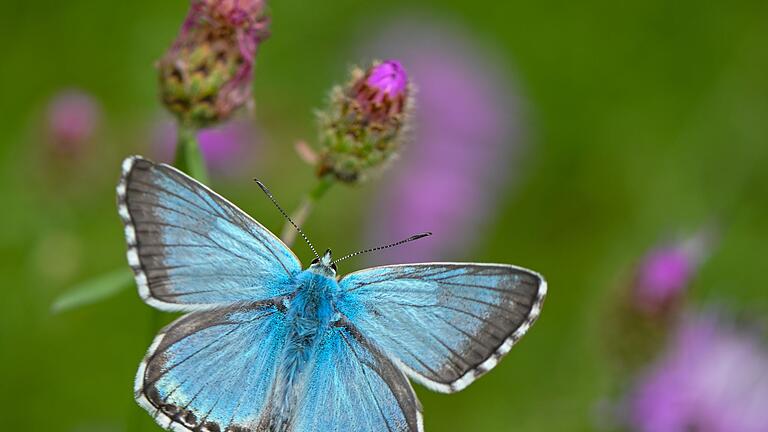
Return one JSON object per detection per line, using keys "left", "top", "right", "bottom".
{"left": 2, "top": 0, "right": 768, "bottom": 431}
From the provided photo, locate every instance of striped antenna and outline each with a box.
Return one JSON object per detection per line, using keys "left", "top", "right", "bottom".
{"left": 332, "top": 232, "right": 432, "bottom": 265}
{"left": 254, "top": 179, "right": 320, "bottom": 260}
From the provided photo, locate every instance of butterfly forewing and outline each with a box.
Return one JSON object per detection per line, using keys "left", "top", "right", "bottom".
{"left": 117, "top": 156, "right": 301, "bottom": 311}
{"left": 337, "top": 263, "right": 547, "bottom": 393}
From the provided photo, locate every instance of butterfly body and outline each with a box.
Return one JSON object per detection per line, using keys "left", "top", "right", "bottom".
{"left": 117, "top": 156, "right": 547, "bottom": 432}
{"left": 268, "top": 258, "right": 340, "bottom": 430}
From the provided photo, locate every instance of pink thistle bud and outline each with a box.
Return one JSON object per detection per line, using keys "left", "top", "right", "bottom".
{"left": 158, "top": 0, "right": 269, "bottom": 127}
{"left": 316, "top": 60, "right": 413, "bottom": 183}
{"left": 354, "top": 60, "right": 408, "bottom": 118}
{"left": 202, "top": 0, "right": 265, "bottom": 27}
{"left": 45, "top": 89, "right": 101, "bottom": 155}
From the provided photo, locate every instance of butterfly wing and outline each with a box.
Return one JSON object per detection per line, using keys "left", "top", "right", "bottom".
{"left": 136, "top": 301, "right": 288, "bottom": 432}
{"left": 117, "top": 156, "right": 301, "bottom": 311}
{"left": 337, "top": 263, "right": 546, "bottom": 393}
{"left": 290, "top": 319, "right": 423, "bottom": 432}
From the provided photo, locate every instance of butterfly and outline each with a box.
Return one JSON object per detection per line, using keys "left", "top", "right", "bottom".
{"left": 117, "top": 155, "right": 547, "bottom": 432}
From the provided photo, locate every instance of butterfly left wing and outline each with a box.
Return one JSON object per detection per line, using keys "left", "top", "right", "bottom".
{"left": 289, "top": 320, "right": 423, "bottom": 432}
{"left": 117, "top": 156, "right": 302, "bottom": 311}
{"left": 337, "top": 263, "right": 546, "bottom": 393}
{"left": 136, "top": 300, "right": 288, "bottom": 432}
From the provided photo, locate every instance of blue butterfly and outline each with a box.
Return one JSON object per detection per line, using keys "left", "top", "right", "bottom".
{"left": 117, "top": 156, "right": 547, "bottom": 432}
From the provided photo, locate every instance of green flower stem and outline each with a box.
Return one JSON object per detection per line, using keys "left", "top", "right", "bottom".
{"left": 174, "top": 122, "right": 209, "bottom": 184}
{"left": 281, "top": 175, "right": 335, "bottom": 246}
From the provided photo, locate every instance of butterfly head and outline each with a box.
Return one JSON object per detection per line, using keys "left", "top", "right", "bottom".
{"left": 310, "top": 248, "right": 338, "bottom": 277}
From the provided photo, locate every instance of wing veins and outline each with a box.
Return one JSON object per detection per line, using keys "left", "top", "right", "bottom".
{"left": 157, "top": 166, "right": 298, "bottom": 277}
{"left": 146, "top": 322, "right": 245, "bottom": 388}
{"left": 340, "top": 331, "right": 396, "bottom": 432}
{"left": 135, "top": 220, "right": 274, "bottom": 263}
{"left": 434, "top": 314, "right": 496, "bottom": 353}
{"left": 410, "top": 303, "right": 509, "bottom": 335}
{"left": 128, "top": 182, "right": 224, "bottom": 220}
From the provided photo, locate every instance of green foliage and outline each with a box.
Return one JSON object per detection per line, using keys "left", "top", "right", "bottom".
{"left": 50, "top": 269, "right": 134, "bottom": 314}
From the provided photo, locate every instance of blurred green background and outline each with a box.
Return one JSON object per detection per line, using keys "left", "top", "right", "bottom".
{"left": 2, "top": 0, "right": 768, "bottom": 431}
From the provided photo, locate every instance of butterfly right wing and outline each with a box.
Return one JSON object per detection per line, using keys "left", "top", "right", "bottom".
{"left": 136, "top": 300, "right": 288, "bottom": 432}
{"left": 117, "top": 156, "right": 302, "bottom": 311}
{"left": 337, "top": 263, "right": 546, "bottom": 394}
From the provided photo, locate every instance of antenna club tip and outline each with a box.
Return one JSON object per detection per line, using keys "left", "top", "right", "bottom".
{"left": 254, "top": 179, "right": 273, "bottom": 195}
{"left": 410, "top": 232, "right": 432, "bottom": 240}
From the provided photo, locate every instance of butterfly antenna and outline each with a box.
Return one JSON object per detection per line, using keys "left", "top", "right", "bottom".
{"left": 254, "top": 179, "right": 320, "bottom": 260}
{"left": 332, "top": 232, "right": 432, "bottom": 265}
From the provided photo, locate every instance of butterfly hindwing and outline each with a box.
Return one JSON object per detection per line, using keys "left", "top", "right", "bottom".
{"left": 136, "top": 300, "right": 288, "bottom": 432}
{"left": 337, "top": 263, "right": 546, "bottom": 393}
{"left": 291, "top": 320, "right": 423, "bottom": 432}
{"left": 117, "top": 156, "right": 301, "bottom": 311}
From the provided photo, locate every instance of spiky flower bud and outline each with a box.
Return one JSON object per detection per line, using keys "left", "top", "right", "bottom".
{"left": 316, "top": 60, "right": 411, "bottom": 183}
{"left": 157, "top": 0, "right": 269, "bottom": 128}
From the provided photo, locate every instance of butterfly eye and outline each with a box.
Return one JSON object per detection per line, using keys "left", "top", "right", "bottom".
{"left": 311, "top": 257, "right": 320, "bottom": 265}
{"left": 331, "top": 263, "right": 338, "bottom": 272}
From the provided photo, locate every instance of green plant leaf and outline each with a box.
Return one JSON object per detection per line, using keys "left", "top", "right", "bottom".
{"left": 51, "top": 268, "right": 134, "bottom": 314}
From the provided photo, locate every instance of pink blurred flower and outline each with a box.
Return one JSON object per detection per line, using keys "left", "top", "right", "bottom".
{"left": 45, "top": 89, "right": 101, "bottom": 155}
{"left": 363, "top": 18, "right": 525, "bottom": 263}
{"left": 633, "top": 229, "right": 715, "bottom": 315}
{"left": 629, "top": 313, "right": 768, "bottom": 432}
{"left": 151, "top": 116, "right": 261, "bottom": 176}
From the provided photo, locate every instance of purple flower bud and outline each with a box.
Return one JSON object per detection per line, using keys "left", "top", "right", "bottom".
{"left": 366, "top": 60, "right": 408, "bottom": 99}
{"left": 158, "top": 0, "right": 269, "bottom": 127}
{"left": 361, "top": 19, "right": 524, "bottom": 263}
{"left": 355, "top": 60, "right": 408, "bottom": 115}
{"left": 316, "top": 60, "right": 413, "bottom": 183}
{"left": 151, "top": 116, "right": 261, "bottom": 177}
{"left": 45, "top": 89, "right": 101, "bottom": 155}
{"left": 628, "top": 314, "right": 768, "bottom": 432}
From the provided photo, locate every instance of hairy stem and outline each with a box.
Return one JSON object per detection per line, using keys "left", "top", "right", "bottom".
{"left": 174, "top": 122, "right": 209, "bottom": 184}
